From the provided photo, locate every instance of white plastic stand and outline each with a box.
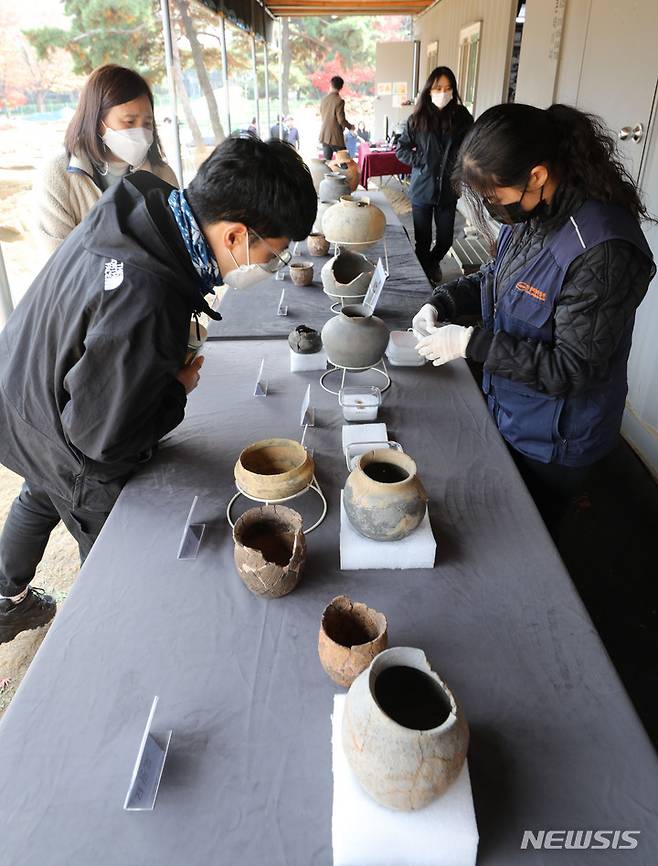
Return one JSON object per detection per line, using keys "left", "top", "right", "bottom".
{"left": 226, "top": 475, "right": 328, "bottom": 534}
{"left": 254, "top": 358, "right": 268, "bottom": 397}
{"left": 276, "top": 288, "right": 288, "bottom": 317}
{"left": 331, "top": 695, "right": 478, "bottom": 866}
{"left": 339, "top": 492, "right": 436, "bottom": 570}
{"left": 176, "top": 496, "right": 206, "bottom": 560}
{"left": 289, "top": 347, "right": 328, "bottom": 372}
{"left": 123, "top": 697, "right": 172, "bottom": 812}
{"left": 320, "top": 358, "right": 391, "bottom": 396}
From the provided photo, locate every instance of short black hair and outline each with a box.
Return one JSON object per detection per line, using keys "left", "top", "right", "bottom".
{"left": 331, "top": 76, "right": 344, "bottom": 91}
{"left": 186, "top": 135, "right": 317, "bottom": 240}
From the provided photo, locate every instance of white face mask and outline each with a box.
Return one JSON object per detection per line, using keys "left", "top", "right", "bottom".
{"left": 101, "top": 124, "right": 153, "bottom": 167}
{"left": 431, "top": 90, "right": 452, "bottom": 110}
{"left": 222, "top": 234, "right": 272, "bottom": 291}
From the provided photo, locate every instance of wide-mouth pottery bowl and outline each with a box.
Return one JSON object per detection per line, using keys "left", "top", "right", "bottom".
{"left": 234, "top": 438, "right": 315, "bottom": 501}
{"left": 289, "top": 261, "right": 315, "bottom": 286}
{"left": 306, "top": 232, "right": 331, "bottom": 257}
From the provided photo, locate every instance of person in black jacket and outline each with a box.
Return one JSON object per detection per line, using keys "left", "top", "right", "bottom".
{"left": 413, "top": 103, "right": 655, "bottom": 535}
{"left": 396, "top": 66, "right": 473, "bottom": 285}
{"left": 0, "top": 135, "right": 317, "bottom": 644}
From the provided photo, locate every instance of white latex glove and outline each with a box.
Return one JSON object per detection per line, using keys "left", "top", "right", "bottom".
{"left": 415, "top": 324, "right": 474, "bottom": 366}
{"left": 411, "top": 303, "right": 440, "bottom": 337}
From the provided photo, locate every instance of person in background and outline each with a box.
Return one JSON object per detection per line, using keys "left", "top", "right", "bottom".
{"left": 285, "top": 116, "right": 300, "bottom": 150}
{"left": 397, "top": 66, "right": 473, "bottom": 285}
{"left": 319, "top": 75, "right": 355, "bottom": 160}
{"left": 248, "top": 116, "right": 258, "bottom": 135}
{"left": 356, "top": 120, "right": 370, "bottom": 143}
{"left": 270, "top": 115, "right": 288, "bottom": 141}
{"left": 0, "top": 136, "right": 317, "bottom": 645}
{"left": 412, "top": 103, "right": 655, "bottom": 536}
{"left": 34, "top": 64, "right": 178, "bottom": 254}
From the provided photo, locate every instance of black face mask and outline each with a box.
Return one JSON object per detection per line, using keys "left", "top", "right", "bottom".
{"left": 483, "top": 182, "right": 546, "bottom": 225}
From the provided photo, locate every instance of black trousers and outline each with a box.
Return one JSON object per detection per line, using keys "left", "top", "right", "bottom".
{"left": 0, "top": 480, "right": 113, "bottom": 597}
{"left": 412, "top": 201, "right": 457, "bottom": 275}
{"left": 511, "top": 449, "right": 594, "bottom": 539}
{"left": 322, "top": 143, "right": 341, "bottom": 160}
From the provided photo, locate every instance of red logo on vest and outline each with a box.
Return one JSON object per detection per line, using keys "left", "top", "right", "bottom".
{"left": 516, "top": 281, "right": 547, "bottom": 302}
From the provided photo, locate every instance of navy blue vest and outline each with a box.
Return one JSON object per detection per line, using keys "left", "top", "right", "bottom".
{"left": 482, "top": 199, "right": 655, "bottom": 466}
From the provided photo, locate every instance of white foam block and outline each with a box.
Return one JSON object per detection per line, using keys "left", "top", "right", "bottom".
{"left": 340, "top": 492, "right": 436, "bottom": 570}
{"left": 341, "top": 422, "right": 388, "bottom": 453}
{"left": 332, "top": 695, "right": 478, "bottom": 866}
{"left": 289, "top": 347, "right": 328, "bottom": 372}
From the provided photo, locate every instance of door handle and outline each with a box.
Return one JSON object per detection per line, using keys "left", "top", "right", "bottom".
{"left": 618, "top": 126, "right": 632, "bottom": 140}
{"left": 632, "top": 123, "right": 644, "bottom": 143}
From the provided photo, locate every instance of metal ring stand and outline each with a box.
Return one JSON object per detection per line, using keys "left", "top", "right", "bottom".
{"left": 226, "top": 474, "right": 328, "bottom": 534}
{"left": 320, "top": 358, "right": 391, "bottom": 396}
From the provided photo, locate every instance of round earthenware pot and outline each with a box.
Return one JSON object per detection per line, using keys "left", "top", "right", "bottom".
{"left": 288, "top": 324, "right": 323, "bottom": 355}
{"left": 318, "top": 595, "right": 388, "bottom": 687}
{"left": 343, "top": 448, "right": 427, "bottom": 541}
{"left": 319, "top": 172, "right": 351, "bottom": 202}
{"left": 320, "top": 249, "right": 374, "bottom": 304}
{"left": 234, "top": 438, "right": 314, "bottom": 500}
{"left": 321, "top": 195, "right": 386, "bottom": 251}
{"left": 321, "top": 304, "right": 389, "bottom": 369}
{"left": 289, "top": 261, "right": 314, "bottom": 286}
{"left": 313, "top": 199, "right": 334, "bottom": 233}
{"left": 329, "top": 149, "right": 359, "bottom": 192}
{"left": 233, "top": 504, "right": 306, "bottom": 598}
{"left": 342, "top": 646, "right": 469, "bottom": 810}
{"left": 306, "top": 232, "right": 331, "bottom": 257}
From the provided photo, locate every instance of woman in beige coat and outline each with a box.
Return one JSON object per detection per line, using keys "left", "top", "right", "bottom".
{"left": 35, "top": 64, "right": 178, "bottom": 253}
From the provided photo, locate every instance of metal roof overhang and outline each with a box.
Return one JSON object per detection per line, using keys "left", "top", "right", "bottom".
{"left": 264, "top": 1, "right": 433, "bottom": 16}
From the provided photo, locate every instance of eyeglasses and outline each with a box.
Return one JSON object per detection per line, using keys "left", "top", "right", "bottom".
{"left": 249, "top": 228, "right": 292, "bottom": 273}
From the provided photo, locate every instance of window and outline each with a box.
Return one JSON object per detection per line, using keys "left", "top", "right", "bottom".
{"left": 458, "top": 22, "right": 482, "bottom": 115}
{"left": 426, "top": 40, "right": 438, "bottom": 77}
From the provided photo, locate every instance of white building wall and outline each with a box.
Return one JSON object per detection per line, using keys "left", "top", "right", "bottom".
{"left": 413, "top": 0, "right": 517, "bottom": 117}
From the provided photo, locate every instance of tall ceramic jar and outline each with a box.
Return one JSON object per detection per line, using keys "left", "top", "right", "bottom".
{"left": 319, "top": 172, "right": 351, "bottom": 202}
{"left": 343, "top": 449, "right": 428, "bottom": 541}
{"left": 329, "top": 149, "right": 360, "bottom": 192}
{"left": 307, "top": 157, "right": 328, "bottom": 195}
{"left": 342, "top": 646, "right": 469, "bottom": 811}
{"left": 321, "top": 195, "right": 386, "bottom": 251}
{"left": 321, "top": 304, "right": 389, "bottom": 369}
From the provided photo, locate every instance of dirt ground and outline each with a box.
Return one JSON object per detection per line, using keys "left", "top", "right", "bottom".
{"left": 0, "top": 467, "right": 79, "bottom": 720}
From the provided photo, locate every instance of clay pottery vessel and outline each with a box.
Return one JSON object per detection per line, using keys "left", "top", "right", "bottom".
{"left": 321, "top": 249, "right": 374, "bottom": 304}
{"left": 342, "top": 646, "right": 469, "bottom": 811}
{"left": 329, "top": 149, "right": 359, "bottom": 192}
{"left": 234, "top": 438, "right": 314, "bottom": 500}
{"left": 318, "top": 595, "right": 388, "bottom": 687}
{"left": 288, "top": 324, "right": 322, "bottom": 355}
{"left": 185, "top": 319, "right": 208, "bottom": 364}
{"left": 321, "top": 195, "right": 386, "bottom": 251}
{"left": 321, "top": 304, "right": 389, "bottom": 369}
{"left": 313, "top": 200, "right": 334, "bottom": 233}
{"left": 319, "top": 172, "right": 351, "bottom": 202}
{"left": 306, "top": 232, "right": 330, "bottom": 257}
{"left": 233, "top": 504, "right": 306, "bottom": 598}
{"left": 307, "top": 157, "right": 328, "bottom": 195}
{"left": 289, "top": 261, "right": 314, "bottom": 286}
{"left": 344, "top": 448, "right": 427, "bottom": 541}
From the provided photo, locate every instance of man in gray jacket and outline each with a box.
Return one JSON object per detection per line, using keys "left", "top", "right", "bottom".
{"left": 0, "top": 135, "right": 316, "bottom": 644}
{"left": 319, "top": 76, "right": 355, "bottom": 160}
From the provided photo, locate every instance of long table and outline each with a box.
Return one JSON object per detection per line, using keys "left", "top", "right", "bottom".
{"left": 0, "top": 339, "right": 656, "bottom": 865}
{"left": 207, "top": 189, "right": 430, "bottom": 340}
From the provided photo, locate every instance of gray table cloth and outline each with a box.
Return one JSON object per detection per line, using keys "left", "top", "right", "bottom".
{"left": 0, "top": 340, "right": 656, "bottom": 866}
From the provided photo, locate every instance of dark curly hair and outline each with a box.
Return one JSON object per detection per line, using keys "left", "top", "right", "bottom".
{"left": 187, "top": 134, "right": 317, "bottom": 241}
{"left": 453, "top": 103, "right": 652, "bottom": 238}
